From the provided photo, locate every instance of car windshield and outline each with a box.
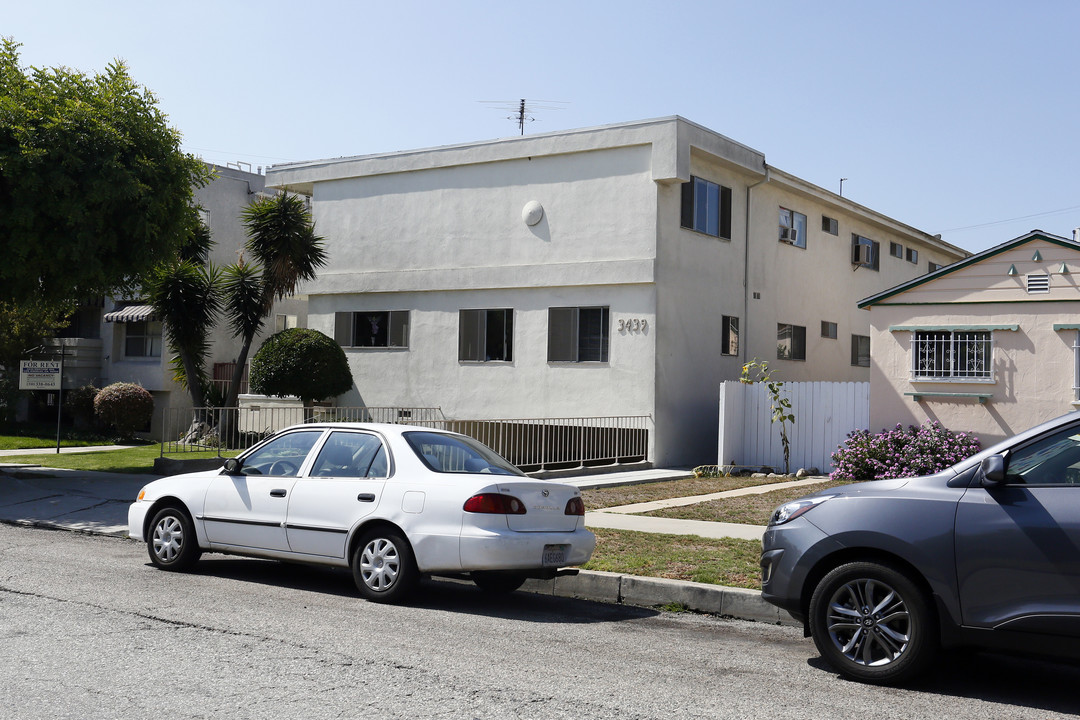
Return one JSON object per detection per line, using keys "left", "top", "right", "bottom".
{"left": 239, "top": 429, "right": 323, "bottom": 476}
{"left": 403, "top": 431, "right": 525, "bottom": 476}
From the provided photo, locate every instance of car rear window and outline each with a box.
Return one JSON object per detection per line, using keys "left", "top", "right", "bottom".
{"left": 403, "top": 431, "right": 524, "bottom": 476}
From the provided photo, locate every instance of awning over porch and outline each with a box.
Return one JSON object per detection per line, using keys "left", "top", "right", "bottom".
{"left": 103, "top": 304, "right": 157, "bottom": 323}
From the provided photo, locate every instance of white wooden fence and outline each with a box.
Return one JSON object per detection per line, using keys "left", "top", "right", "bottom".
{"left": 718, "top": 381, "right": 869, "bottom": 473}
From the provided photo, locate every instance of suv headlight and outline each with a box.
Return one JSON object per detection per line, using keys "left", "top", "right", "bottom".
{"left": 769, "top": 495, "right": 834, "bottom": 526}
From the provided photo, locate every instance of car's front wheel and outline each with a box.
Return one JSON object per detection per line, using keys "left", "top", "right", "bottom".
{"left": 351, "top": 527, "right": 418, "bottom": 603}
{"left": 147, "top": 506, "right": 201, "bottom": 571}
{"left": 808, "top": 561, "right": 937, "bottom": 684}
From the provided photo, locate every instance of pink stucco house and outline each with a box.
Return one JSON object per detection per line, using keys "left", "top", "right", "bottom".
{"left": 860, "top": 230, "right": 1080, "bottom": 445}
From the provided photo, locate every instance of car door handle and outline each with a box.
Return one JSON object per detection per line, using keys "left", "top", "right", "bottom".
{"left": 357, "top": 493, "right": 376, "bottom": 502}
{"left": 270, "top": 489, "right": 287, "bottom": 498}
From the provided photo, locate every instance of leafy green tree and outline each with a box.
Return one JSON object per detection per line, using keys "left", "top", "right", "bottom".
{"left": 0, "top": 299, "right": 72, "bottom": 423}
{"left": 249, "top": 329, "right": 352, "bottom": 406}
{"left": 222, "top": 193, "right": 328, "bottom": 408}
{"left": 0, "top": 38, "right": 211, "bottom": 306}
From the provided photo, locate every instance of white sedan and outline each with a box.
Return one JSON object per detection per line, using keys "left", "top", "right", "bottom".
{"left": 128, "top": 423, "right": 596, "bottom": 602}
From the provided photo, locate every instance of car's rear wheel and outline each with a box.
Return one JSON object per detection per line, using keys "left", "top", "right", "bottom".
{"left": 351, "top": 527, "right": 418, "bottom": 603}
{"left": 808, "top": 561, "right": 937, "bottom": 684}
{"left": 147, "top": 506, "right": 201, "bottom": 571}
{"left": 471, "top": 571, "right": 528, "bottom": 594}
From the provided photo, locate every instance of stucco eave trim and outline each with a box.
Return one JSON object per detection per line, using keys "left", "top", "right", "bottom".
{"left": 858, "top": 231, "right": 1078, "bottom": 308}
{"left": 870, "top": 298, "right": 1080, "bottom": 307}
{"left": 889, "top": 324, "right": 1020, "bottom": 332}
{"left": 1053, "top": 324, "right": 1080, "bottom": 331}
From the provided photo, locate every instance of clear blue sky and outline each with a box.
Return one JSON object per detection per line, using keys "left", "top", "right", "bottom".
{"left": 7, "top": 0, "right": 1080, "bottom": 253}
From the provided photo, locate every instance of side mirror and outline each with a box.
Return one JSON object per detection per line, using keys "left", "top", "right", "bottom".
{"left": 222, "top": 457, "right": 243, "bottom": 475}
{"left": 980, "top": 455, "right": 1006, "bottom": 487}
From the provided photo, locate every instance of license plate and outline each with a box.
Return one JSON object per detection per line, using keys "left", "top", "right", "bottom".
{"left": 542, "top": 544, "right": 569, "bottom": 566}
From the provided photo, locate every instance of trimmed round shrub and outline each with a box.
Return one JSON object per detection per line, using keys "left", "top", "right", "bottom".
{"left": 94, "top": 382, "right": 154, "bottom": 437}
{"left": 249, "top": 328, "right": 353, "bottom": 405}
{"left": 830, "top": 421, "right": 981, "bottom": 482}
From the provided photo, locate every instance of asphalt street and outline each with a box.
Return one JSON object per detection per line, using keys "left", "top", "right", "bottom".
{"left": 2, "top": 524, "right": 1078, "bottom": 719}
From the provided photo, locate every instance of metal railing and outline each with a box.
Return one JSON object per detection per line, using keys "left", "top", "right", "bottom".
{"left": 160, "top": 406, "right": 651, "bottom": 471}
{"left": 160, "top": 406, "right": 446, "bottom": 455}
{"left": 416, "top": 416, "right": 650, "bottom": 471}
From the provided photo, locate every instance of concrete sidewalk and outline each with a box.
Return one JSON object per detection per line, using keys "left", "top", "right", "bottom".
{"left": 0, "top": 456, "right": 801, "bottom": 625}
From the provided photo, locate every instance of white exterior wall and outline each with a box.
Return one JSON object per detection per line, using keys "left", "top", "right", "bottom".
{"left": 300, "top": 142, "right": 661, "bottom": 451}
{"left": 269, "top": 117, "right": 968, "bottom": 467}
{"left": 312, "top": 285, "right": 655, "bottom": 419}
{"left": 742, "top": 175, "right": 963, "bottom": 382}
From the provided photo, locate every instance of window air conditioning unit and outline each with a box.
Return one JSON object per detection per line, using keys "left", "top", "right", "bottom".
{"left": 853, "top": 243, "right": 872, "bottom": 265}
{"left": 780, "top": 227, "right": 798, "bottom": 243}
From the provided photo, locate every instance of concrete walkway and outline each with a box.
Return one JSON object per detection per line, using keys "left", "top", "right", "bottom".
{"left": 0, "top": 444, "right": 144, "bottom": 457}
{"left": 0, "top": 450, "right": 815, "bottom": 625}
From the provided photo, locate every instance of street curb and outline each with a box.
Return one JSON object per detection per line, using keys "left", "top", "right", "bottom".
{"left": 0, "top": 516, "right": 796, "bottom": 626}
{"left": 521, "top": 570, "right": 798, "bottom": 626}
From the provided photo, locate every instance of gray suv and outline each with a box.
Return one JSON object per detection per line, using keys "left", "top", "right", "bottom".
{"left": 761, "top": 412, "right": 1080, "bottom": 684}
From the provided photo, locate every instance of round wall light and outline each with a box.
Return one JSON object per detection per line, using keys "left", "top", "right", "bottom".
{"left": 522, "top": 200, "right": 544, "bottom": 226}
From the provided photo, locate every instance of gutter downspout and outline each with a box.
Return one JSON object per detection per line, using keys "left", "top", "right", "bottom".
{"left": 743, "top": 166, "right": 771, "bottom": 361}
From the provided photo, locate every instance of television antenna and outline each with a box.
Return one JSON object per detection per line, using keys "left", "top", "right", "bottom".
{"left": 479, "top": 98, "right": 569, "bottom": 135}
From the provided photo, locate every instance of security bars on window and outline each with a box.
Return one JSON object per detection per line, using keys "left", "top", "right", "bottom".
{"left": 912, "top": 331, "right": 991, "bottom": 380}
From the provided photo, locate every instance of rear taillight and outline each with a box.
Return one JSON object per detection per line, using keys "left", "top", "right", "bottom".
{"left": 463, "top": 493, "right": 527, "bottom": 515}
{"left": 564, "top": 497, "right": 585, "bottom": 516}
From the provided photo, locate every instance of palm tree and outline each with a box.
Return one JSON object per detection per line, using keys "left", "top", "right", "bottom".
{"left": 146, "top": 253, "right": 222, "bottom": 409}
{"left": 221, "top": 192, "right": 327, "bottom": 410}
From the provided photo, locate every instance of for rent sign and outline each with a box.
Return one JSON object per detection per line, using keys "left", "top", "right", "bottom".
{"left": 19, "top": 360, "right": 62, "bottom": 390}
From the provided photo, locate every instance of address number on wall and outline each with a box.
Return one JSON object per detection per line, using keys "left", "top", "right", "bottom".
{"left": 618, "top": 318, "right": 649, "bottom": 333}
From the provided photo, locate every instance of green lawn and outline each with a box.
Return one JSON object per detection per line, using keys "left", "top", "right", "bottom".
{"left": 0, "top": 444, "right": 231, "bottom": 474}
{"left": 0, "top": 435, "right": 137, "bottom": 451}
{"left": 582, "top": 528, "right": 762, "bottom": 589}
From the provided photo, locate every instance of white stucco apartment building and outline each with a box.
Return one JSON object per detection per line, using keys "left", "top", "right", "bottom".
{"left": 266, "top": 117, "right": 967, "bottom": 467}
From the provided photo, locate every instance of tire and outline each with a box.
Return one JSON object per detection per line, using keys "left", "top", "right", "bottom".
{"left": 471, "top": 571, "right": 528, "bottom": 594}
{"left": 808, "top": 561, "right": 937, "bottom": 684}
{"left": 351, "top": 527, "right": 418, "bottom": 603}
{"left": 147, "top": 506, "right": 201, "bottom": 571}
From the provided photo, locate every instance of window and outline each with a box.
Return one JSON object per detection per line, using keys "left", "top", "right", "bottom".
{"left": 405, "top": 431, "right": 524, "bottom": 476}
{"left": 1027, "top": 274, "right": 1050, "bottom": 294}
{"left": 890, "top": 242, "right": 904, "bottom": 259}
{"left": 1071, "top": 331, "right": 1080, "bottom": 402}
{"left": 779, "top": 208, "right": 807, "bottom": 248}
{"left": 821, "top": 321, "right": 838, "bottom": 339}
{"left": 334, "top": 311, "right": 409, "bottom": 348}
{"left": 239, "top": 430, "right": 323, "bottom": 477}
{"left": 777, "top": 323, "right": 806, "bottom": 361}
{"left": 1002, "top": 423, "right": 1080, "bottom": 485}
{"left": 721, "top": 316, "right": 739, "bottom": 356}
{"left": 852, "top": 234, "right": 880, "bottom": 270}
{"left": 548, "top": 307, "right": 609, "bottom": 362}
{"left": 125, "top": 320, "right": 162, "bottom": 358}
{"left": 822, "top": 215, "right": 838, "bottom": 236}
{"left": 906, "top": 247, "right": 919, "bottom": 264}
{"left": 851, "top": 335, "right": 870, "bottom": 367}
{"left": 912, "top": 331, "right": 991, "bottom": 380}
{"left": 459, "top": 309, "right": 513, "bottom": 362}
{"left": 928, "top": 261, "right": 944, "bottom": 273}
{"left": 275, "top": 314, "right": 298, "bottom": 333}
{"left": 310, "top": 431, "right": 388, "bottom": 478}
{"left": 681, "top": 176, "right": 732, "bottom": 239}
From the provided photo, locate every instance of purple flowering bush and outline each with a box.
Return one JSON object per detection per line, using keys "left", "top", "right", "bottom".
{"left": 830, "top": 421, "right": 980, "bottom": 481}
